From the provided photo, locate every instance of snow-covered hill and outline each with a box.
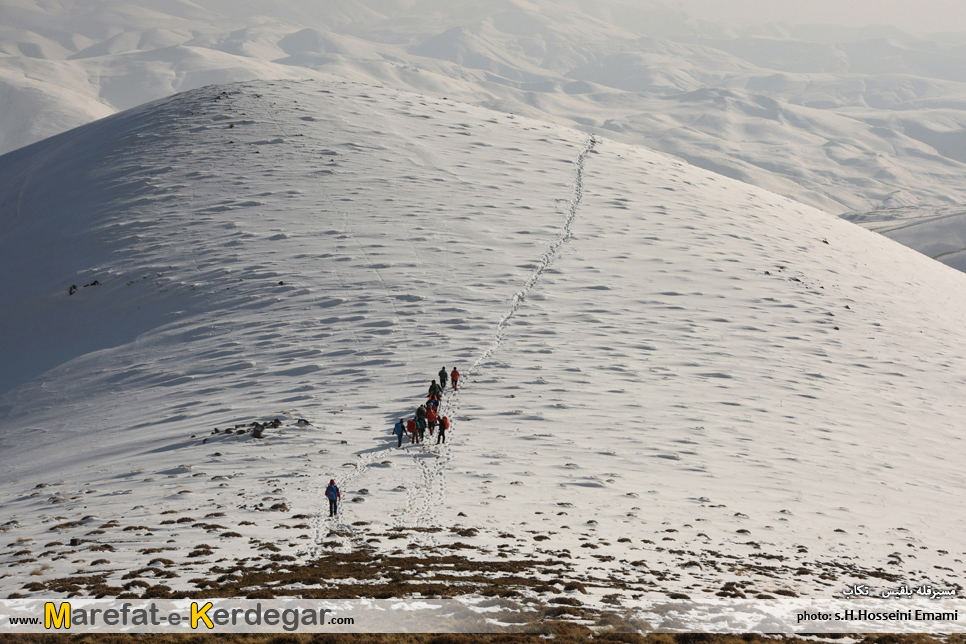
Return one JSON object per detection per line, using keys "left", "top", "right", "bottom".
{"left": 2, "top": 80, "right": 966, "bottom": 609}
{"left": 4, "top": 0, "right": 966, "bottom": 215}
{"left": 844, "top": 205, "right": 966, "bottom": 273}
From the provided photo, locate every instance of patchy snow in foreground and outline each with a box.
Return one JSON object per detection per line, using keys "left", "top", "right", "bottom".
{"left": 2, "top": 80, "right": 966, "bottom": 607}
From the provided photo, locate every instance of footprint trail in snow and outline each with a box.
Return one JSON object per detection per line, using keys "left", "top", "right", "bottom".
{"left": 396, "top": 134, "right": 600, "bottom": 533}
{"left": 312, "top": 134, "right": 600, "bottom": 544}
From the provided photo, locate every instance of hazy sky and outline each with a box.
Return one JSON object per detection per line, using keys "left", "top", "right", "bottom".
{"left": 670, "top": 0, "right": 966, "bottom": 34}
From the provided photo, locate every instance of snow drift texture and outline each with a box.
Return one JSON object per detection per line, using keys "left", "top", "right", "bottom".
{"left": 4, "top": 0, "right": 966, "bottom": 216}
{"left": 2, "top": 80, "right": 966, "bottom": 603}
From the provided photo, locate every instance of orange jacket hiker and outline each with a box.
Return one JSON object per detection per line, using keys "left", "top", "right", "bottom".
{"left": 436, "top": 415, "right": 450, "bottom": 445}
{"left": 450, "top": 368, "right": 460, "bottom": 390}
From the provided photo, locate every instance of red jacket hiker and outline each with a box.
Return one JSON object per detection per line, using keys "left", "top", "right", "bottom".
{"left": 450, "top": 368, "right": 460, "bottom": 390}
{"left": 407, "top": 418, "right": 418, "bottom": 443}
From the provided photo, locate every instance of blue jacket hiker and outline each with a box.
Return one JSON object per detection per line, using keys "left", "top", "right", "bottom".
{"left": 326, "top": 479, "right": 341, "bottom": 517}
{"left": 393, "top": 418, "right": 406, "bottom": 447}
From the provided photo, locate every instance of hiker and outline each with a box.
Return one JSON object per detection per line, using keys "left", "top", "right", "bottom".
{"left": 393, "top": 418, "right": 406, "bottom": 448}
{"left": 439, "top": 366, "right": 448, "bottom": 389}
{"left": 428, "top": 379, "right": 442, "bottom": 399}
{"left": 416, "top": 416, "right": 427, "bottom": 442}
{"left": 437, "top": 415, "right": 449, "bottom": 444}
{"left": 450, "top": 367, "right": 460, "bottom": 391}
{"left": 407, "top": 418, "right": 417, "bottom": 444}
{"left": 426, "top": 406, "right": 438, "bottom": 433}
{"left": 325, "top": 479, "right": 341, "bottom": 517}
{"left": 427, "top": 394, "right": 439, "bottom": 411}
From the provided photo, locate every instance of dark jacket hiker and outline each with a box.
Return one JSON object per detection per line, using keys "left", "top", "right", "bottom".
{"left": 326, "top": 480, "right": 341, "bottom": 517}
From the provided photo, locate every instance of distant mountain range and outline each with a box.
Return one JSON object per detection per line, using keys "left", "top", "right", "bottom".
{"left": 3, "top": 0, "right": 966, "bottom": 215}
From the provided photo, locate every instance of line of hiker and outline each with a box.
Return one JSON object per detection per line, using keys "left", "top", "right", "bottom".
{"left": 393, "top": 366, "right": 460, "bottom": 447}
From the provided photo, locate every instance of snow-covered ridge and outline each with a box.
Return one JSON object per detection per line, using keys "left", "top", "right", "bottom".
{"left": 2, "top": 80, "right": 966, "bottom": 605}
{"left": 844, "top": 205, "right": 966, "bottom": 274}
{"left": 4, "top": 0, "right": 966, "bottom": 214}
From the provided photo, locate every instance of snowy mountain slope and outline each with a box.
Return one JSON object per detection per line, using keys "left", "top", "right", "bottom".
{"left": 2, "top": 80, "right": 966, "bottom": 606}
{"left": 4, "top": 0, "right": 966, "bottom": 215}
{"left": 844, "top": 205, "right": 966, "bottom": 273}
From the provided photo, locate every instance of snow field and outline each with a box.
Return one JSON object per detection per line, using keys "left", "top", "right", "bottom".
{"left": 1, "top": 80, "right": 966, "bottom": 607}
{"left": 5, "top": 1, "right": 966, "bottom": 217}
{"left": 845, "top": 205, "right": 966, "bottom": 274}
